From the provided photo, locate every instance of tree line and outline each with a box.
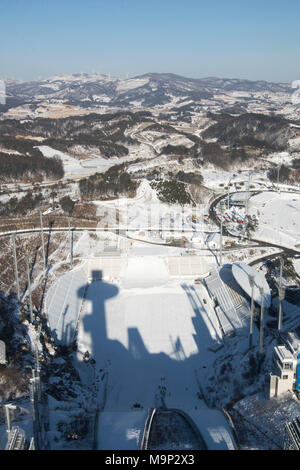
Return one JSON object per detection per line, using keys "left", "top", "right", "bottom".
{"left": 79, "top": 164, "right": 137, "bottom": 200}
{"left": 0, "top": 152, "right": 64, "bottom": 182}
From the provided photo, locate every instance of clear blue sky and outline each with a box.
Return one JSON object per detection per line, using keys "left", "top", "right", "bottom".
{"left": 0, "top": 0, "right": 299, "bottom": 83}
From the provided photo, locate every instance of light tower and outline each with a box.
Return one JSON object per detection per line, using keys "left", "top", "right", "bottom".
{"left": 227, "top": 175, "right": 233, "bottom": 209}
{"left": 4, "top": 404, "right": 16, "bottom": 440}
{"left": 244, "top": 172, "right": 252, "bottom": 236}
{"left": 12, "top": 233, "right": 20, "bottom": 302}
{"left": 219, "top": 205, "right": 223, "bottom": 268}
{"left": 258, "top": 286, "right": 265, "bottom": 357}
{"left": 278, "top": 285, "right": 286, "bottom": 332}
{"left": 39, "top": 209, "right": 46, "bottom": 270}
{"left": 68, "top": 217, "right": 73, "bottom": 268}
{"left": 25, "top": 255, "right": 34, "bottom": 323}
{"left": 278, "top": 256, "right": 285, "bottom": 332}
{"left": 35, "top": 323, "right": 42, "bottom": 401}
{"left": 248, "top": 273, "right": 255, "bottom": 349}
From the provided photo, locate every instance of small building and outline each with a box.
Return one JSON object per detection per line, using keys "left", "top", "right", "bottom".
{"left": 267, "top": 345, "right": 296, "bottom": 398}
{"left": 229, "top": 191, "right": 252, "bottom": 207}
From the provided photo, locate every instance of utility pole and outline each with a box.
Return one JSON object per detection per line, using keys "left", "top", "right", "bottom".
{"left": 248, "top": 274, "right": 255, "bottom": 349}
{"left": 25, "top": 255, "right": 34, "bottom": 323}
{"left": 12, "top": 233, "right": 20, "bottom": 302}
{"left": 68, "top": 218, "right": 73, "bottom": 268}
{"left": 259, "top": 287, "right": 265, "bottom": 357}
{"left": 219, "top": 205, "right": 223, "bottom": 268}
{"left": 39, "top": 209, "right": 46, "bottom": 270}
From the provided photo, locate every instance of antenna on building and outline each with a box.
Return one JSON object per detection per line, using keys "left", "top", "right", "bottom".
{"left": 25, "top": 255, "right": 34, "bottom": 323}
{"left": 12, "top": 233, "right": 20, "bottom": 302}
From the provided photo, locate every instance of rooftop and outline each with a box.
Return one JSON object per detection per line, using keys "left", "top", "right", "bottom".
{"left": 274, "top": 345, "right": 294, "bottom": 363}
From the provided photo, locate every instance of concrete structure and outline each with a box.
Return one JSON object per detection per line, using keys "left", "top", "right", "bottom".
{"left": 232, "top": 262, "right": 271, "bottom": 308}
{"left": 205, "top": 268, "right": 249, "bottom": 337}
{"left": 229, "top": 191, "right": 252, "bottom": 207}
{"left": 285, "top": 331, "right": 300, "bottom": 356}
{"left": 0, "top": 339, "right": 7, "bottom": 364}
{"left": 268, "top": 345, "right": 296, "bottom": 398}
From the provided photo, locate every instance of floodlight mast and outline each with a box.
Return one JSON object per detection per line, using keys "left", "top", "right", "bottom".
{"left": 219, "top": 205, "right": 223, "bottom": 268}
{"left": 244, "top": 172, "right": 252, "bottom": 236}
{"left": 278, "top": 257, "right": 285, "bottom": 332}
{"left": 248, "top": 274, "right": 255, "bottom": 349}
{"left": 5, "top": 404, "right": 15, "bottom": 438}
{"left": 227, "top": 175, "right": 233, "bottom": 209}
{"left": 12, "top": 233, "right": 20, "bottom": 302}
{"left": 39, "top": 209, "right": 46, "bottom": 270}
{"left": 259, "top": 287, "right": 265, "bottom": 356}
{"left": 68, "top": 218, "right": 73, "bottom": 268}
{"left": 25, "top": 255, "right": 34, "bottom": 323}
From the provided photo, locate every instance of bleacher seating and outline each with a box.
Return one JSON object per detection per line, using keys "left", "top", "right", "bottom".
{"left": 205, "top": 269, "right": 248, "bottom": 336}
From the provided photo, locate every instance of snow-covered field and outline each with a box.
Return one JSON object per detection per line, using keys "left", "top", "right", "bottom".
{"left": 201, "top": 169, "right": 268, "bottom": 190}
{"left": 248, "top": 191, "right": 300, "bottom": 250}
{"left": 38, "top": 145, "right": 113, "bottom": 178}
{"left": 44, "top": 230, "right": 242, "bottom": 449}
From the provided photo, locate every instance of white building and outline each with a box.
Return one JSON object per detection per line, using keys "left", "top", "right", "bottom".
{"left": 268, "top": 345, "right": 296, "bottom": 398}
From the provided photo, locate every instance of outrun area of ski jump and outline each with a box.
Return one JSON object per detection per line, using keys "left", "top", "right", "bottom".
{"left": 45, "top": 241, "right": 239, "bottom": 448}
{"left": 74, "top": 253, "right": 237, "bottom": 449}
{"left": 76, "top": 255, "right": 223, "bottom": 412}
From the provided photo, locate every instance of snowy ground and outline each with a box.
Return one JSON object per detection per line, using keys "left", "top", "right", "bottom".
{"left": 37, "top": 145, "right": 113, "bottom": 178}
{"left": 248, "top": 191, "right": 300, "bottom": 250}
{"left": 73, "top": 254, "right": 222, "bottom": 411}
{"left": 44, "top": 232, "right": 243, "bottom": 449}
